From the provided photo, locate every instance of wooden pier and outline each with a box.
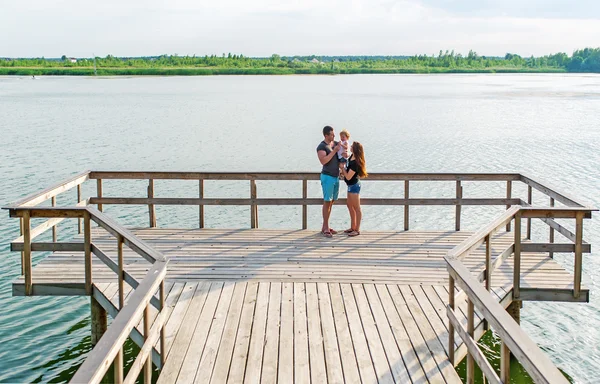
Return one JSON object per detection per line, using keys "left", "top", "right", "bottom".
{"left": 4, "top": 171, "right": 595, "bottom": 383}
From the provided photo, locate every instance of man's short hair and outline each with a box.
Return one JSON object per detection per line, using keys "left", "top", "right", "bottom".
{"left": 323, "top": 126, "right": 334, "bottom": 136}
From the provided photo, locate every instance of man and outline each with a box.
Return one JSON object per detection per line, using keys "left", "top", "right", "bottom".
{"left": 316, "top": 125, "right": 342, "bottom": 237}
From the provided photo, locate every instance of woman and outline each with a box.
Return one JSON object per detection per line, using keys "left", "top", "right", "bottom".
{"left": 339, "top": 141, "right": 367, "bottom": 237}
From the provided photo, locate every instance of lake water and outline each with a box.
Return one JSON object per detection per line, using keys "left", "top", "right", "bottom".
{"left": 0, "top": 74, "right": 599, "bottom": 383}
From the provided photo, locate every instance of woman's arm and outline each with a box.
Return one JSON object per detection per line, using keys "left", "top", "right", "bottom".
{"left": 339, "top": 164, "right": 356, "bottom": 181}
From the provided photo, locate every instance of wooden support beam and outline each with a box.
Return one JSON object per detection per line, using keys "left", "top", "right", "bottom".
{"left": 77, "top": 184, "right": 82, "bottom": 234}
{"left": 514, "top": 212, "right": 521, "bottom": 299}
{"left": 506, "top": 180, "right": 512, "bottom": 231}
{"left": 91, "top": 296, "right": 107, "bottom": 346}
{"left": 97, "top": 179, "right": 103, "bottom": 212}
{"left": 448, "top": 276, "right": 455, "bottom": 365}
{"left": 527, "top": 185, "right": 532, "bottom": 240}
{"left": 143, "top": 304, "right": 152, "bottom": 383}
{"left": 501, "top": 341, "right": 510, "bottom": 383}
{"left": 302, "top": 179, "right": 308, "bottom": 229}
{"left": 466, "top": 298, "right": 475, "bottom": 384}
{"left": 404, "top": 180, "right": 409, "bottom": 231}
{"left": 199, "top": 179, "right": 204, "bottom": 228}
{"left": 84, "top": 211, "right": 92, "bottom": 295}
{"left": 250, "top": 180, "right": 257, "bottom": 228}
{"left": 115, "top": 348, "right": 123, "bottom": 384}
{"left": 23, "top": 211, "right": 32, "bottom": 296}
{"left": 455, "top": 181, "right": 462, "bottom": 231}
{"left": 549, "top": 197, "right": 555, "bottom": 258}
{"left": 118, "top": 236, "right": 124, "bottom": 309}
{"left": 160, "top": 281, "right": 166, "bottom": 366}
{"left": 574, "top": 211, "right": 583, "bottom": 298}
{"left": 148, "top": 179, "right": 156, "bottom": 228}
{"left": 51, "top": 196, "right": 57, "bottom": 242}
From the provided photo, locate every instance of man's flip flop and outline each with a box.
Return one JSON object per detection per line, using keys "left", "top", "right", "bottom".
{"left": 321, "top": 230, "right": 333, "bottom": 238}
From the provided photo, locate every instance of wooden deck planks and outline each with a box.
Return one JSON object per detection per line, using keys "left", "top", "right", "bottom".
{"left": 20, "top": 228, "right": 589, "bottom": 383}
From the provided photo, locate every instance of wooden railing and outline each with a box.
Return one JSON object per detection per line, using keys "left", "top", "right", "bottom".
{"left": 87, "top": 171, "right": 527, "bottom": 230}
{"left": 3, "top": 170, "right": 595, "bottom": 384}
{"left": 445, "top": 205, "right": 594, "bottom": 384}
{"left": 5, "top": 175, "right": 169, "bottom": 384}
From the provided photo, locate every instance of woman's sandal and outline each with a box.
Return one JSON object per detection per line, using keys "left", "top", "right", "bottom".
{"left": 329, "top": 228, "right": 338, "bottom": 235}
{"left": 321, "top": 230, "right": 333, "bottom": 238}
{"left": 348, "top": 230, "right": 360, "bottom": 237}
{"left": 343, "top": 228, "right": 355, "bottom": 233}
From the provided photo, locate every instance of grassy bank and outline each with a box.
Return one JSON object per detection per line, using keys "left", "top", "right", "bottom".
{"left": 0, "top": 66, "right": 567, "bottom": 76}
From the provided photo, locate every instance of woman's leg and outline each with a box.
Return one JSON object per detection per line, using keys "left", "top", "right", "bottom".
{"left": 347, "top": 193, "right": 360, "bottom": 233}
{"left": 347, "top": 192, "right": 356, "bottom": 231}
{"left": 354, "top": 193, "right": 362, "bottom": 232}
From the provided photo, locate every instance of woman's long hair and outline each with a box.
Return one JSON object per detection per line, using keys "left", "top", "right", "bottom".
{"left": 352, "top": 141, "right": 368, "bottom": 178}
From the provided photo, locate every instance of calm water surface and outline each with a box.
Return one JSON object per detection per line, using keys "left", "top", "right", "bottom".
{"left": 0, "top": 74, "right": 599, "bottom": 383}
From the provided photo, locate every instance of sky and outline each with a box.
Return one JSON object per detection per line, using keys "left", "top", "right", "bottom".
{"left": 1, "top": 0, "right": 599, "bottom": 58}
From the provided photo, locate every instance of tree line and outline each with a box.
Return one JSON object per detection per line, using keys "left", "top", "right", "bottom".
{"left": 1, "top": 48, "right": 599, "bottom": 73}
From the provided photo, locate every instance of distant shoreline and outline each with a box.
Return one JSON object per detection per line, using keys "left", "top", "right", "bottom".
{"left": 0, "top": 67, "right": 570, "bottom": 76}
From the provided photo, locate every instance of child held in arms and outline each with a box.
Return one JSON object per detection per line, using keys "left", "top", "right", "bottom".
{"left": 337, "top": 129, "right": 351, "bottom": 167}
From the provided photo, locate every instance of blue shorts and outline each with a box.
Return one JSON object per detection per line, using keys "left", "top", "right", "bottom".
{"left": 320, "top": 173, "right": 340, "bottom": 202}
{"left": 347, "top": 181, "right": 361, "bottom": 194}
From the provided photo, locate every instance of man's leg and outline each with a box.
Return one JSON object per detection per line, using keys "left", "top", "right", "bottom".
{"left": 321, "top": 174, "right": 335, "bottom": 233}
{"left": 322, "top": 200, "right": 333, "bottom": 232}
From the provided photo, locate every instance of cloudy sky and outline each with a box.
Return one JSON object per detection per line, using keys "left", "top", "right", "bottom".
{"left": 1, "top": 0, "right": 599, "bottom": 58}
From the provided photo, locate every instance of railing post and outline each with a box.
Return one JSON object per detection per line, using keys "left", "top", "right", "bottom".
{"left": 118, "top": 235, "right": 124, "bottom": 309}
{"left": 23, "top": 211, "right": 32, "bottom": 296}
{"left": 404, "top": 180, "right": 409, "bottom": 231}
{"left": 455, "top": 181, "right": 462, "bottom": 231}
{"left": 148, "top": 179, "right": 156, "bottom": 228}
{"left": 466, "top": 298, "right": 475, "bottom": 384}
{"left": 513, "top": 212, "right": 521, "bottom": 299}
{"left": 448, "top": 276, "right": 455, "bottom": 365}
{"left": 84, "top": 210, "right": 92, "bottom": 295}
{"left": 506, "top": 180, "right": 512, "bottom": 231}
{"left": 51, "top": 196, "right": 57, "bottom": 242}
{"left": 19, "top": 217, "right": 24, "bottom": 276}
{"left": 96, "top": 179, "right": 103, "bottom": 212}
{"left": 250, "top": 180, "right": 257, "bottom": 229}
{"left": 160, "top": 281, "right": 166, "bottom": 366}
{"left": 302, "top": 179, "right": 308, "bottom": 229}
{"left": 199, "top": 179, "right": 204, "bottom": 229}
{"left": 115, "top": 348, "right": 124, "bottom": 384}
{"left": 574, "top": 211, "right": 583, "bottom": 299}
{"left": 144, "top": 303, "right": 152, "bottom": 383}
{"left": 526, "top": 185, "right": 532, "bottom": 239}
{"left": 501, "top": 341, "right": 510, "bottom": 383}
{"left": 485, "top": 234, "right": 492, "bottom": 331}
{"left": 549, "top": 198, "right": 555, "bottom": 258}
{"left": 77, "top": 184, "right": 82, "bottom": 234}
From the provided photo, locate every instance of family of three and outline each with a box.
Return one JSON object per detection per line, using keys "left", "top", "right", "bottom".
{"left": 316, "top": 125, "right": 367, "bottom": 238}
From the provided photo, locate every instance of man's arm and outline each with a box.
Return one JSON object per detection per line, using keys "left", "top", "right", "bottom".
{"left": 317, "top": 143, "right": 340, "bottom": 165}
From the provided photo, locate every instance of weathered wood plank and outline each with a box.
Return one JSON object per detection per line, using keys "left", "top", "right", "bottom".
{"left": 316, "top": 283, "right": 344, "bottom": 384}
{"left": 177, "top": 282, "right": 226, "bottom": 383}
{"left": 328, "top": 283, "right": 362, "bottom": 383}
{"left": 293, "top": 282, "right": 310, "bottom": 384}
{"left": 227, "top": 282, "right": 259, "bottom": 383}
{"left": 278, "top": 283, "right": 295, "bottom": 383}
{"left": 260, "top": 282, "right": 281, "bottom": 384}
{"left": 340, "top": 283, "right": 377, "bottom": 383}
{"left": 211, "top": 282, "right": 247, "bottom": 384}
{"left": 192, "top": 282, "right": 235, "bottom": 384}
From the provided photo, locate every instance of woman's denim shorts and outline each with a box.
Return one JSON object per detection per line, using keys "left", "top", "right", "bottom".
{"left": 347, "top": 181, "right": 361, "bottom": 194}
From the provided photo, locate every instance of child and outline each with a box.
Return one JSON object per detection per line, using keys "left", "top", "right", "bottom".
{"left": 337, "top": 129, "right": 351, "bottom": 164}
{"left": 337, "top": 129, "right": 351, "bottom": 180}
